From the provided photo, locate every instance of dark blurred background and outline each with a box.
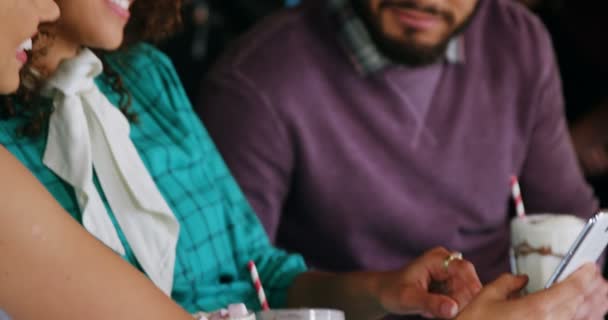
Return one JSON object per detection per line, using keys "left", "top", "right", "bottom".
{"left": 159, "top": 0, "right": 299, "bottom": 102}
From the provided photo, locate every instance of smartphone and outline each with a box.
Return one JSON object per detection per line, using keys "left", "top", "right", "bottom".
{"left": 545, "top": 211, "right": 608, "bottom": 288}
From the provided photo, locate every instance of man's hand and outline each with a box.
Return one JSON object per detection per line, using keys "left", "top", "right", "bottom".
{"left": 374, "top": 247, "right": 482, "bottom": 319}
{"left": 572, "top": 268, "right": 608, "bottom": 320}
{"left": 456, "top": 263, "right": 599, "bottom": 320}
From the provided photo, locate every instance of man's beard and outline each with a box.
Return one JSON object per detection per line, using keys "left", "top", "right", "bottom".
{"left": 352, "top": 0, "right": 477, "bottom": 66}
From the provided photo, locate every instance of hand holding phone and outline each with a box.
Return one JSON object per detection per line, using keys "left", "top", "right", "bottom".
{"left": 545, "top": 212, "right": 608, "bottom": 288}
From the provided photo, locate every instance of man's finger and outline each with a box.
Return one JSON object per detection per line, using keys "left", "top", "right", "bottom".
{"left": 421, "top": 247, "right": 453, "bottom": 282}
{"left": 481, "top": 274, "right": 529, "bottom": 301}
{"left": 417, "top": 247, "right": 482, "bottom": 310}
{"left": 443, "top": 259, "right": 482, "bottom": 309}
{"left": 400, "top": 288, "right": 459, "bottom": 319}
{"left": 423, "top": 248, "right": 480, "bottom": 285}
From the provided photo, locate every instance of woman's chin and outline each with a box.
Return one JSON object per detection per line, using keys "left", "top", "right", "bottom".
{"left": 91, "top": 35, "right": 125, "bottom": 51}
{"left": 0, "top": 73, "right": 20, "bottom": 94}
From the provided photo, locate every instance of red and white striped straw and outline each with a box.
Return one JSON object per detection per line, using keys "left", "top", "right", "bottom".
{"left": 247, "top": 260, "right": 270, "bottom": 311}
{"left": 510, "top": 175, "right": 526, "bottom": 218}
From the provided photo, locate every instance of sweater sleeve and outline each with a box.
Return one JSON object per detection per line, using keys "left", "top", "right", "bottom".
{"left": 518, "top": 21, "right": 598, "bottom": 219}
{"left": 198, "top": 67, "right": 295, "bottom": 243}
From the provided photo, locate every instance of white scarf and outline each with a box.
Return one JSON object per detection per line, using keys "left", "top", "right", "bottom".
{"left": 42, "top": 49, "right": 179, "bottom": 295}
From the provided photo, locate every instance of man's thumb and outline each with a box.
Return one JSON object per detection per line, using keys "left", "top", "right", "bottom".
{"left": 483, "top": 274, "right": 529, "bottom": 300}
{"left": 402, "top": 289, "right": 459, "bottom": 319}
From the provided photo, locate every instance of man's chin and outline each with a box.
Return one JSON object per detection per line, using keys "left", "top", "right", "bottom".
{"left": 375, "top": 37, "right": 451, "bottom": 66}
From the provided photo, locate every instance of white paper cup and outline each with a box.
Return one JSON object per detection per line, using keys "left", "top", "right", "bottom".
{"left": 193, "top": 303, "right": 256, "bottom": 320}
{"left": 256, "top": 309, "right": 344, "bottom": 320}
{"left": 510, "top": 214, "right": 585, "bottom": 293}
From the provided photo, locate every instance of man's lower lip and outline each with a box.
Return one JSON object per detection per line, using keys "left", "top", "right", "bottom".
{"left": 389, "top": 7, "right": 441, "bottom": 30}
{"left": 16, "top": 50, "right": 28, "bottom": 64}
{"left": 106, "top": 0, "right": 131, "bottom": 19}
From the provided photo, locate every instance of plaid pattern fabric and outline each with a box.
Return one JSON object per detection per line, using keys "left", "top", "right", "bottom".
{"left": 0, "top": 43, "right": 306, "bottom": 313}
{"left": 327, "top": 0, "right": 464, "bottom": 75}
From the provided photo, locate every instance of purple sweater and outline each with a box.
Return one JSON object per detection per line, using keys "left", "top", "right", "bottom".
{"left": 199, "top": 0, "right": 597, "bottom": 285}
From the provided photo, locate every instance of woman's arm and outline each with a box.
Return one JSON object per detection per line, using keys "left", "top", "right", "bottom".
{"left": 0, "top": 146, "right": 192, "bottom": 320}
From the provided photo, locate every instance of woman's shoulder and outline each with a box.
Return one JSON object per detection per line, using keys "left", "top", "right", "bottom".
{"left": 105, "top": 43, "right": 181, "bottom": 86}
{"left": 0, "top": 113, "right": 26, "bottom": 145}
{"left": 102, "top": 43, "right": 183, "bottom": 95}
{"left": 105, "top": 42, "right": 174, "bottom": 75}
{"left": 100, "top": 43, "right": 191, "bottom": 113}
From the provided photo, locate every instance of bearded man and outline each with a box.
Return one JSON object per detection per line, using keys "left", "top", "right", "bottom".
{"left": 198, "top": 0, "right": 600, "bottom": 317}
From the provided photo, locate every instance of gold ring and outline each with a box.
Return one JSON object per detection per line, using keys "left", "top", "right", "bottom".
{"left": 443, "top": 252, "right": 463, "bottom": 270}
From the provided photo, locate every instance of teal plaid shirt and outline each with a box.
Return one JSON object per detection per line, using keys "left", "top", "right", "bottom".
{"left": 0, "top": 43, "right": 306, "bottom": 313}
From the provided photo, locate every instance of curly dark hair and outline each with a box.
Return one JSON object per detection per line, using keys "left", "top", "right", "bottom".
{"left": 1, "top": 0, "right": 183, "bottom": 138}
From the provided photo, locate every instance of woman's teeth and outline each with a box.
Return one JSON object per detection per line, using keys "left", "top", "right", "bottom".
{"left": 110, "top": 0, "right": 130, "bottom": 10}
{"left": 18, "top": 39, "right": 33, "bottom": 51}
